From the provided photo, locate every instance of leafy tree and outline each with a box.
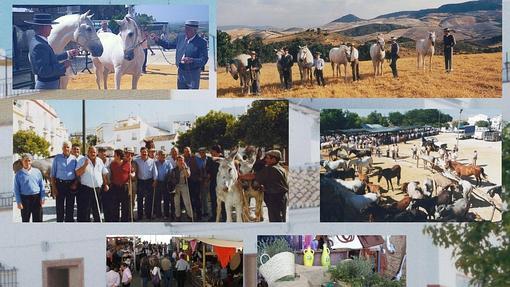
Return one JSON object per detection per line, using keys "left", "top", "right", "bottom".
{"left": 475, "top": 120, "right": 490, "bottom": 128}
{"left": 388, "top": 112, "right": 404, "bottom": 126}
{"left": 135, "top": 13, "right": 155, "bottom": 28}
{"left": 87, "top": 135, "right": 98, "bottom": 147}
{"left": 176, "top": 111, "right": 237, "bottom": 150}
{"left": 320, "top": 109, "right": 362, "bottom": 133}
{"left": 423, "top": 122, "right": 510, "bottom": 286}
{"left": 236, "top": 100, "right": 288, "bottom": 149}
{"left": 364, "top": 111, "right": 388, "bottom": 126}
{"left": 217, "top": 30, "right": 234, "bottom": 66}
{"left": 13, "top": 130, "right": 50, "bottom": 157}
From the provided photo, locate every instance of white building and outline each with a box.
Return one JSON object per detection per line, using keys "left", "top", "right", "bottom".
{"left": 95, "top": 115, "right": 175, "bottom": 153}
{"left": 490, "top": 114, "right": 503, "bottom": 130}
{"left": 12, "top": 100, "right": 69, "bottom": 157}
{"left": 467, "top": 114, "right": 490, "bottom": 126}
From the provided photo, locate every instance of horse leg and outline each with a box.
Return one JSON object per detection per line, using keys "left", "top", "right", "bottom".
{"left": 132, "top": 73, "right": 141, "bottom": 90}
{"left": 94, "top": 65, "right": 103, "bottom": 90}
{"left": 380, "top": 62, "right": 383, "bottom": 76}
{"left": 429, "top": 55, "right": 432, "bottom": 72}
{"left": 114, "top": 67, "right": 122, "bottom": 90}
{"left": 373, "top": 61, "right": 377, "bottom": 77}
{"left": 224, "top": 200, "right": 232, "bottom": 222}
{"left": 103, "top": 69, "right": 109, "bottom": 90}
{"left": 215, "top": 198, "right": 223, "bottom": 222}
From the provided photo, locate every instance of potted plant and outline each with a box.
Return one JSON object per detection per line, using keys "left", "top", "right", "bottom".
{"left": 257, "top": 237, "right": 295, "bottom": 285}
{"left": 327, "top": 258, "right": 405, "bottom": 287}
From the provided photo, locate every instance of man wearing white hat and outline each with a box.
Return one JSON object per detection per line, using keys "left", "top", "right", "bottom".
{"left": 25, "top": 13, "right": 78, "bottom": 89}
{"left": 150, "top": 20, "right": 208, "bottom": 89}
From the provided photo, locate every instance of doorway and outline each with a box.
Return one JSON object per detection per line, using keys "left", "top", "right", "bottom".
{"left": 42, "top": 258, "right": 84, "bottom": 287}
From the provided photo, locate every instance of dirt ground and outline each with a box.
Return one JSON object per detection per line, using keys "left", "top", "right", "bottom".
{"left": 67, "top": 64, "right": 209, "bottom": 90}
{"left": 320, "top": 133, "right": 502, "bottom": 222}
{"left": 218, "top": 53, "right": 501, "bottom": 98}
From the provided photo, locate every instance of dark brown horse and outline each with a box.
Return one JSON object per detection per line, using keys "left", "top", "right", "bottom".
{"left": 446, "top": 160, "right": 487, "bottom": 186}
{"left": 376, "top": 165, "right": 401, "bottom": 191}
{"left": 349, "top": 149, "right": 372, "bottom": 158}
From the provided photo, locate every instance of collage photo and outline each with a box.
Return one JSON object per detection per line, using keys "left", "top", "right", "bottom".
{"left": 0, "top": 0, "right": 508, "bottom": 287}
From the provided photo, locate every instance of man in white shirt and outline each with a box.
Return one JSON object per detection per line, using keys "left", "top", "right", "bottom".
{"left": 175, "top": 254, "right": 190, "bottom": 287}
{"left": 347, "top": 43, "right": 360, "bottom": 81}
{"left": 120, "top": 263, "right": 132, "bottom": 287}
{"left": 106, "top": 266, "right": 121, "bottom": 287}
{"left": 97, "top": 20, "right": 112, "bottom": 34}
{"left": 313, "top": 51, "right": 326, "bottom": 86}
{"left": 75, "top": 146, "right": 109, "bottom": 222}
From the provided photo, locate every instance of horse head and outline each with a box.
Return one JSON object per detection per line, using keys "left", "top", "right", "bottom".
{"left": 74, "top": 10, "right": 103, "bottom": 57}
{"left": 216, "top": 148, "right": 239, "bottom": 193}
{"left": 115, "top": 16, "right": 142, "bottom": 61}
{"left": 143, "top": 139, "right": 155, "bottom": 150}
{"left": 274, "top": 49, "right": 284, "bottom": 61}
{"left": 428, "top": 31, "right": 436, "bottom": 47}
{"left": 376, "top": 35, "right": 385, "bottom": 51}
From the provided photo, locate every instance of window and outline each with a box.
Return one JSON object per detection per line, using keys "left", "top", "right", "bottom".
{"left": 131, "top": 133, "right": 137, "bottom": 140}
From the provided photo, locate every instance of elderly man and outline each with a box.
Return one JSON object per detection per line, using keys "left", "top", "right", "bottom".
{"left": 155, "top": 150, "right": 173, "bottom": 219}
{"left": 170, "top": 155, "right": 193, "bottom": 222}
{"left": 107, "top": 149, "right": 131, "bottom": 222}
{"left": 443, "top": 28, "right": 456, "bottom": 73}
{"left": 50, "top": 141, "right": 77, "bottom": 222}
{"left": 151, "top": 20, "right": 208, "bottom": 89}
{"left": 134, "top": 147, "right": 158, "bottom": 220}
{"left": 14, "top": 154, "right": 45, "bottom": 222}
{"left": 184, "top": 147, "right": 201, "bottom": 219}
{"left": 97, "top": 20, "right": 112, "bottom": 34}
{"left": 75, "top": 146, "right": 109, "bottom": 222}
{"left": 239, "top": 150, "right": 288, "bottom": 222}
{"left": 25, "top": 13, "right": 78, "bottom": 89}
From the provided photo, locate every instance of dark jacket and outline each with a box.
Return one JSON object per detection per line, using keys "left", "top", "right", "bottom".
{"left": 29, "top": 35, "right": 68, "bottom": 81}
{"left": 156, "top": 33, "right": 208, "bottom": 70}
{"left": 247, "top": 58, "right": 262, "bottom": 70}
{"left": 169, "top": 165, "right": 190, "bottom": 188}
{"left": 390, "top": 42, "right": 400, "bottom": 58}
{"left": 206, "top": 156, "right": 222, "bottom": 183}
{"left": 443, "top": 34, "right": 456, "bottom": 50}
{"left": 255, "top": 164, "right": 288, "bottom": 195}
{"left": 280, "top": 54, "right": 294, "bottom": 71}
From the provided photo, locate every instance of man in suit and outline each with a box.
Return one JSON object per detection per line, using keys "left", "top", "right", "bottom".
{"left": 280, "top": 47, "right": 294, "bottom": 90}
{"left": 443, "top": 28, "right": 456, "bottom": 73}
{"left": 150, "top": 20, "right": 208, "bottom": 89}
{"left": 389, "top": 36, "right": 400, "bottom": 78}
{"left": 25, "top": 13, "right": 78, "bottom": 89}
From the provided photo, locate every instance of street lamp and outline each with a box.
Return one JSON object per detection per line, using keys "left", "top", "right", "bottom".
{"left": 456, "top": 109, "right": 463, "bottom": 148}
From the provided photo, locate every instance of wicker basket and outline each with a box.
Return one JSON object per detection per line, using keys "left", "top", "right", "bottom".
{"left": 259, "top": 251, "right": 295, "bottom": 285}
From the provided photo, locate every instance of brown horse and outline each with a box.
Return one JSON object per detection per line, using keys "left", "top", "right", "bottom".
{"left": 446, "top": 160, "right": 487, "bottom": 186}
{"left": 376, "top": 165, "right": 401, "bottom": 191}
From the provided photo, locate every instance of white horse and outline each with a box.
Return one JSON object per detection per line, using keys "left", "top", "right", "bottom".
{"left": 329, "top": 46, "right": 350, "bottom": 80}
{"left": 370, "top": 34, "right": 386, "bottom": 76}
{"left": 92, "top": 15, "right": 144, "bottom": 89}
{"left": 348, "top": 156, "right": 373, "bottom": 173}
{"left": 274, "top": 48, "right": 285, "bottom": 88}
{"left": 216, "top": 149, "right": 244, "bottom": 222}
{"left": 297, "top": 45, "right": 314, "bottom": 85}
{"left": 48, "top": 10, "right": 104, "bottom": 89}
{"left": 227, "top": 54, "right": 251, "bottom": 94}
{"left": 416, "top": 32, "right": 436, "bottom": 71}
{"left": 321, "top": 159, "right": 348, "bottom": 171}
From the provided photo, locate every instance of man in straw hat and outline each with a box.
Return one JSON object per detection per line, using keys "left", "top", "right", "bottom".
{"left": 25, "top": 13, "right": 79, "bottom": 89}
{"left": 443, "top": 28, "right": 456, "bottom": 73}
{"left": 247, "top": 51, "right": 262, "bottom": 95}
{"left": 14, "top": 153, "right": 46, "bottom": 222}
{"left": 151, "top": 20, "right": 208, "bottom": 89}
{"left": 239, "top": 150, "right": 288, "bottom": 222}
{"left": 389, "top": 36, "right": 400, "bottom": 78}
{"left": 313, "top": 51, "right": 326, "bottom": 86}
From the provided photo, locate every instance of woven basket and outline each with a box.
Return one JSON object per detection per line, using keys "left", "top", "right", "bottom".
{"left": 259, "top": 251, "right": 295, "bottom": 285}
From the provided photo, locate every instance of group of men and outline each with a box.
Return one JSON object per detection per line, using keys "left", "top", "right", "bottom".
{"left": 14, "top": 142, "right": 289, "bottom": 223}
{"left": 25, "top": 12, "right": 207, "bottom": 90}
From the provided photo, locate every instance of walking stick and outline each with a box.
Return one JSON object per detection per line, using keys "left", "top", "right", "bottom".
{"left": 89, "top": 163, "right": 104, "bottom": 223}
{"left": 128, "top": 176, "right": 133, "bottom": 223}
{"left": 151, "top": 184, "right": 156, "bottom": 220}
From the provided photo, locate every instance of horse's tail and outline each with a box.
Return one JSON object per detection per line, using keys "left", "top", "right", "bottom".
{"left": 480, "top": 168, "right": 488, "bottom": 179}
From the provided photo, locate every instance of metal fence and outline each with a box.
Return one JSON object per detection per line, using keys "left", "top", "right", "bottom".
{"left": 0, "top": 192, "right": 13, "bottom": 210}
{"left": 0, "top": 263, "right": 18, "bottom": 287}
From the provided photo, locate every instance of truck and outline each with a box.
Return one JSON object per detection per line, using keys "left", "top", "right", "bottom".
{"left": 458, "top": 125, "right": 475, "bottom": 139}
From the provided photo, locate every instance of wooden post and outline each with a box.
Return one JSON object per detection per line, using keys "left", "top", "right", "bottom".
{"left": 203, "top": 243, "right": 206, "bottom": 287}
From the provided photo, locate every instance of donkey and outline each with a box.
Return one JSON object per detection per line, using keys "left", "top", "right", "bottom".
{"left": 216, "top": 149, "right": 244, "bottom": 222}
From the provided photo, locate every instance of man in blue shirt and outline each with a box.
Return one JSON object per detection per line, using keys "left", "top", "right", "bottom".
{"left": 134, "top": 147, "right": 158, "bottom": 220}
{"left": 155, "top": 150, "right": 173, "bottom": 219}
{"left": 150, "top": 20, "right": 208, "bottom": 89}
{"left": 50, "top": 141, "right": 77, "bottom": 222}
{"left": 14, "top": 154, "right": 45, "bottom": 222}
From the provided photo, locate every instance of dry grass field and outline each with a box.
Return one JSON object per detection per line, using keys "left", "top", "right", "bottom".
{"left": 67, "top": 64, "right": 209, "bottom": 90}
{"left": 218, "top": 53, "right": 501, "bottom": 98}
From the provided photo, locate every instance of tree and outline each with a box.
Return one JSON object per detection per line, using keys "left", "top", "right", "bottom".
{"left": 388, "top": 112, "right": 404, "bottom": 126}
{"left": 175, "top": 111, "right": 237, "bottom": 150}
{"left": 236, "top": 100, "right": 288, "bottom": 149}
{"left": 364, "top": 111, "right": 388, "bottom": 126}
{"left": 13, "top": 130, "right": 50, "bottom": 157}
{"left": 87, "top": 135, "right": 97, "bottom": 147}
{"left": 135, "top": 13, "right": 155, "bottom": 28}
{"left": 475, "top": 120, "right": 490, "bottom": 128}
{"left": 320, "top": 109, "right": 361, "bottom": 133}
{"left": 423, "top": 122, "right": 510, "bottom": 286}
{"left": 217, "top": 30, "right": 234, "bottom": 67}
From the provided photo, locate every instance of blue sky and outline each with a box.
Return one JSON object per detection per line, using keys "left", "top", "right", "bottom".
{"left": 218, "top": 0, "right": 472, "bottom": 28}
{"left": 46, "top": 99, "right": 254, "bottom": 134}
{"left": 135, "top": 4, "right": 208, "bottom": 24}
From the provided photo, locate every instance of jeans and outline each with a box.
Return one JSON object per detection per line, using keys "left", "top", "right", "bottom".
{"left": 35, "top": 79, "right": 60, "bottom": 89}
{"left": 162, "top": 269, "right": 173, "bottom": 287}
{"left": 177, "top": 68, "right": 201, "bottom": 89}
